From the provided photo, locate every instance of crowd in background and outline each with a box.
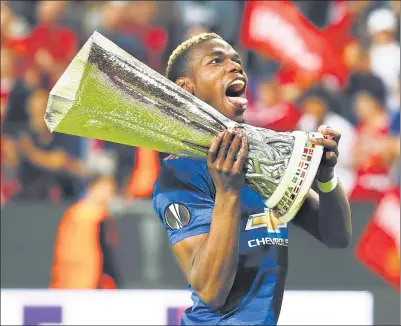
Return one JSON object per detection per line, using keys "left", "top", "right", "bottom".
{"left": 1, "top": 0, "right": 400, "bottom": 205}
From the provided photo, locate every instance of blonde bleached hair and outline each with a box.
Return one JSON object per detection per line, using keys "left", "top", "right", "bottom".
{"left": 165, "top": 32, "right": 222, "bottom": 81}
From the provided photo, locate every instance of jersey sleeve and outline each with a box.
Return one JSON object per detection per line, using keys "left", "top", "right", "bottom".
{"left": 153, "top": 159, "right": 214, "bottom": 245}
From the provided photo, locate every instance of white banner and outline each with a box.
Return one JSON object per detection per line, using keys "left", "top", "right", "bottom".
{"left": 1, "top": 289, "right": 373, "bottom": 325}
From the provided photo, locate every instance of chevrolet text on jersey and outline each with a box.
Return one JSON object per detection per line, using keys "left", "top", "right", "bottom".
{"left": 248, "top": 237, "right": 289, "bottom": 247}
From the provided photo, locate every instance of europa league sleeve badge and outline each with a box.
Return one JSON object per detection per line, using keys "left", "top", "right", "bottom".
{"left": 164, "top": 203, "right": 191, "bottom": 230}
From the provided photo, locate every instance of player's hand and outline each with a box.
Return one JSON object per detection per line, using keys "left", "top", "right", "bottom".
{"left": 207, "top": 129, "right": 248, "bottom": 196}
{"left": 311, "top": 125, "right": 341, "bottom": 182}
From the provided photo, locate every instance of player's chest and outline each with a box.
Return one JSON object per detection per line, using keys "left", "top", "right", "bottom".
{"left": 238, "top": 186, "right": 289, "bottom": 255}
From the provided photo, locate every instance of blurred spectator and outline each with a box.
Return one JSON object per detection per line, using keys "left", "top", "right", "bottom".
{"left": 16, "top": 89, "right": 87, "bottom": 200}
{"left": 366, "top": 7, "right": 400, "bottom": 112}
{"left": 342, "top": 41, "right": 366, "bottom": 74}
{"left": 0, "top": 1, "right": 30, "bottom": 45}
{"left": 387, "top": 80, "right": 400, "bottom": 186}
{"left": 51, "top": 175, "right": 120, "bottom": 289}
{"left": 201, "top": 1, "right": 242, "bottom": 45}
{"left": 156, "top": 1, "right": 185, "bottom": 71}
{"left": 350, "top": 89, "right": 392, "bottom": 201}
{"left": 122, "top": 1, "right": 168, "bottom": 71}
{"left": 245, "top": 76, "right": 300, "bottom": 132}
{"left": 6, "top": 0, "right": 38, "bottom": 28}
{"left": 123, "top": 1, "right": 159, "bottom": 31}
{"left": 58, "top": 1, "right": 87, "bottom": 44}
{"left": 389, "top": 77, "right": 401, "bottom": 119}
{"left": 388, "top": 0, "right": 400, "bottom": 41}
{"left": 296, "top": 87, "right": 357, "bottom": 195}
{"left": 179, "top": 1, "right": 218, "bottom": 33}
{"left": 388, "top": 110, "right": 400, "bottom": 182}
{"left": 85, "top": 141, "right": 118, "bottom": 180}
{"left": 1, "top": 135, "right": 21, "bottom": 206}
{"left": 343, "top": 0, "right": 381, "bottom": 47}
{"left": 125, "top": 148, "right": 160, "bottom": 199}
{"left": 82, "top": 1, "right": 103, "bottom": 37}
{"left": 12, "top": 1, "right": 79, "bottom": 88}
{"left": 1, "top": 46, "right": 42, "bottom": 135}
{"left": 1, "top": 45, "right": 31, "bottom": 205}
{"left": 342, "top": 42, "right": 387, "bottom": 123}
{"left": 0, "top": 47, "right": 17, "bottom": 123}
{"left": 178, "top": 0, "right": 242, "bottom": 45}
{"left": 184, "top": 25, "right": 210, "bottom": 40}
{"left": 85, "top": 140, "right": 125, "bottom": 195}
{"left": 96, "top": 1, "right": 146, "bottom": 62}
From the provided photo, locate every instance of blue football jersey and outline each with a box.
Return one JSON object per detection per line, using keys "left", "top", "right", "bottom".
{"left": 153, "top": 157, "right": 288, "bottom": 325}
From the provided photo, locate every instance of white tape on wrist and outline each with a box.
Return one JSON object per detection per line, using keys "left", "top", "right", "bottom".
{"left": 317, "top": 174, "right": 339, "bottom": 193}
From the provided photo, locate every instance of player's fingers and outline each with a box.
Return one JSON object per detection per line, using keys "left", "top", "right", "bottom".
{"left": 311, "top": 138, "right": 339, "bottom": 157}
{"left": 216, "top": 130, "right": 234, "bottom": 164}
{"left": 233, "top": 136, "right": 248, "bottom": 173}
{"left": 224, "top": 130, "right": 243, "bottom": 169}
{"left": 318, "top": 125, "right": 341, "bottom": 143}
{"left": 207, "top": 131, "right": 224, "bottom": 164}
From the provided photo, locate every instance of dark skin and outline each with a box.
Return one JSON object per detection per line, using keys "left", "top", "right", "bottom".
{"left": 176, "top": 39, "right": 247, "bottom": 123}
{"left": 172, "top": 38, "right": 352, "bottom": 309}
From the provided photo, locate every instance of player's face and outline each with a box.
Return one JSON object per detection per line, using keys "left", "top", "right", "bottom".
{"left": 188, "top": 39, "right": 248, "bottom": 123}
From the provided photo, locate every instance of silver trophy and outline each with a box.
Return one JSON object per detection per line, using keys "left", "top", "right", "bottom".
{"left": 44, "top": 31, "right": 324, "bottom": 223}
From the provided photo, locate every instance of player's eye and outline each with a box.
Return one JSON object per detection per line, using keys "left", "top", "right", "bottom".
{"left": 209, "top": 57, "right": 222, "bottom": 64}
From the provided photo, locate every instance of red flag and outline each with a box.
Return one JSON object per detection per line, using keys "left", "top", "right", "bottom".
{"left": 355, "top": 187, "right": 400, "bottom": 290}
{"left": 323, "top": 0, "right": 355, "bottom": 49}
{"left": 241, "top": 1, "right": 348, "bottom": 89}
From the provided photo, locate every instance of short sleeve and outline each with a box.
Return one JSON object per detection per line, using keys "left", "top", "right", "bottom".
{"left": 153, "top": 159, "right": 214, "bottom": 245}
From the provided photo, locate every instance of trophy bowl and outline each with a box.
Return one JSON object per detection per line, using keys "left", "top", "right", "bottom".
{"left": 44, "top": 31, "right": 324, "bottom": 224}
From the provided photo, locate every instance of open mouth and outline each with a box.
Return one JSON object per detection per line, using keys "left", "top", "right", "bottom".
{"left": 225, "top": 78, "right": 248, "bottom": 108}
{"left": 225, "top": 78, "right": 247, "bottom": 97}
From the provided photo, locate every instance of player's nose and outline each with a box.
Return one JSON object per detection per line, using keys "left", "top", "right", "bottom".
{"left": 227, "top": 60, "right": 244, "bottom": 75}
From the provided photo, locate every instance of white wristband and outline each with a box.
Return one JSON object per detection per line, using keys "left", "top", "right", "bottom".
{"left": 317, "top": 174, "right": 339, "bottom": 193}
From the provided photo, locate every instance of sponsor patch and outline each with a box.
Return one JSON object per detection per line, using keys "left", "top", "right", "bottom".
{"left": 246, "top": 209, "right": 287, "bottom": 232}
{"left": 165, "top": 203, "right": 191, "bottom": 230}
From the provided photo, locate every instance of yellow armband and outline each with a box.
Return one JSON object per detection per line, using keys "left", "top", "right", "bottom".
{"left": 317, "top": 174, "right": 339, "bottom": 193}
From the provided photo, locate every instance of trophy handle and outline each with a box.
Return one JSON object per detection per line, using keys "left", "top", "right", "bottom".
{"left": 265, "top": 131, "right": 324, "bottom": 224}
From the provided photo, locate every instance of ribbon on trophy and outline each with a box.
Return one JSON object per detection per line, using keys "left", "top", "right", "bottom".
{"left": 44, "top": 31, "right": 324, "bottom": 223}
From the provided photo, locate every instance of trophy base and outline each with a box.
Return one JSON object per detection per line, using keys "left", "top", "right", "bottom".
{"left": 265, "top": 131, "right": 324, "bottom": 224}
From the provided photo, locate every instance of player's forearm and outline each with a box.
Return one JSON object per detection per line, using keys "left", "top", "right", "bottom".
{"left": 318, "top": 175, "right": 352, "bottom": 248}
{"left": 190, "top": 193, "right": 241, "bottom": 309}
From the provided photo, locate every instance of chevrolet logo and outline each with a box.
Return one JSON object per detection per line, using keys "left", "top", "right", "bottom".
{"left": 245, "top": 209, "right": 287, "bottom": 233}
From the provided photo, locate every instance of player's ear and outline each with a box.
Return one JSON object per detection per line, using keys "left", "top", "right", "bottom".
{"left": 176, "top": 77, "right": 195, "bottom": 95}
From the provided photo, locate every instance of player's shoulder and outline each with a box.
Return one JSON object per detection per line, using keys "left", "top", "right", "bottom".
{"left": 161, "top": 155, "right": 208, "bottom": 178}
{"left": 155, "top": 156, "right": 213, "bottom": 194}
{"left": 163, "top": 154, "right": 204, "bottom": 165}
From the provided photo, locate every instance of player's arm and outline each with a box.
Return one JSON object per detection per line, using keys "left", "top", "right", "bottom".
{"left": 173, "top": 130, "right": 248, "bottom": 309}
{"left": 293, "top": 126, "right": 352, "bottom": 248}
